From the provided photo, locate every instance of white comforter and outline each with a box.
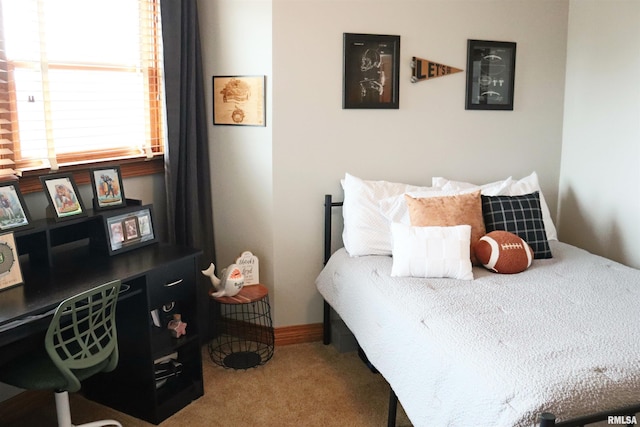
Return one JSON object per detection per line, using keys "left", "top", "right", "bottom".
{"left": 315, "top": 241, "right": 640, "bottom": 426}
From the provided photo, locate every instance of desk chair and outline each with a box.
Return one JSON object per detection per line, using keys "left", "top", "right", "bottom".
{"left": 0, "top": 280, "right": 123, "bottom": 427}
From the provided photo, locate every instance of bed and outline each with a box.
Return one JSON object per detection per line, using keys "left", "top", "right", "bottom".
{"left": 315, "top": 173, "right": 640, "bottom": 427}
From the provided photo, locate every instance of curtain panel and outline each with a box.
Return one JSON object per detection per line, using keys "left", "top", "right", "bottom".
{"left": 161, "top": 0, "right": 216, "bottom": 339}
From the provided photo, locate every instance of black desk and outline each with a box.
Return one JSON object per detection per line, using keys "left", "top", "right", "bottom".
{"left": 0, "top": 242, "right": 196, "bottom": 344}
{"left": 0, "top": 242, "right": 204, "bottom": 424}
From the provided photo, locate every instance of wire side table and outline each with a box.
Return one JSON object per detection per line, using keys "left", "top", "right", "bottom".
{"left": 208, "top": 284, "right": 274, "bottom": 369}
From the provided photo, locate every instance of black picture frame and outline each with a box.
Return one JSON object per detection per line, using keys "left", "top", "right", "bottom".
{"left": 40, "top": 173, "right": 87, "bottom": 222}
{"left": 465, "top": 39, "right": 517, "bottom": 111}
{"left": 0, "top": 181, "right": 32, "bottom": 231}
{"left": 343, "top": 33, "right": 400, "bottom": 109}
{"left": 90, "top": 165, "right": 126, "bottom": 211}
{"left": 102, "top": 204, "right": 157, "bottom": 255}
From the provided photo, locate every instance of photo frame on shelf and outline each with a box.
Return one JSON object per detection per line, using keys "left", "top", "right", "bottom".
{"left": 90, "top": 165, "right": 126, "bottom": 211}
{"left": 343, "top": 33, "right": 400, "bottom": 109}
{"left": 0, "top": 181, "right": 32, "bottom": 231}
{"left": 465, "top": 39, "right": 517, "bottom": 111}
{"left": 0, "top": 232, "right": 23, "bottom": 291}
{"left": 40, "top": 173, "right": 87, "bottom": 222}
{"left": 102, "top": 204, "right": 157, "bottom": 255}
{"left": 212, "top": 75, "right": 266, "bottom": 126}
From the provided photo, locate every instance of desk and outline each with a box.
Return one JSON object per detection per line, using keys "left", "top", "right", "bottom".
{"left": 0, "top": 242, "right": 203, "bottom": 425}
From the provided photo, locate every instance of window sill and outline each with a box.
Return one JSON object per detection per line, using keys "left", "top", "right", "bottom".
{"left": 18, "top": 156, "right": 165, "bottom": 194}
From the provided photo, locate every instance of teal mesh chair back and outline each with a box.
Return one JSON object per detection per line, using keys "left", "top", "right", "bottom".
{"left": 45, "top": 280, "right": 121, "bottom": 393}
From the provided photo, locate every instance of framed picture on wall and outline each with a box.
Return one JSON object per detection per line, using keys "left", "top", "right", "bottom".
{"left": 40, "top": 173, "right": 87, "bottom": 222}
{"left": 0, "top": 181, "right": 32, "bottom": 231}
{"left": 343, "top": 33, "right": 400, "bottom": 109}
{"left": 90, "top": 166, "right": 126, "bottom": 211}
{"left": 212, "top": 75, "right": 266, "bottom": 126}
{"left": 465, "top": 39, "right": 517, "bottom": 110}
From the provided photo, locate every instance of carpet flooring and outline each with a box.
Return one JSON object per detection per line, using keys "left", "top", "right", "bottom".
{"left": 0, "top": 342, "right": 412, "bottom": 426}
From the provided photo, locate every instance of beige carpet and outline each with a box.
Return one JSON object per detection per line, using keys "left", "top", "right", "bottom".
{"left": 0, "top": 342, "right": 412, "bottom": 426}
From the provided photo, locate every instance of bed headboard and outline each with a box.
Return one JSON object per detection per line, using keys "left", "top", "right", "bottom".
{"left": 323, "top": 194, "right": 343, "bottom": 265}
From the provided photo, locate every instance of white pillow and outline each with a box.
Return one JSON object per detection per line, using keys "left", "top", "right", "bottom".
{"left": 380, "top": 178, "right": 514, "bottom": 229}
{"left": 431, "top": 172, "right": 558, "bottom": 241}
{"left": 342, "top": 173, "right": 432, "bottom": 256}
{"left": 390, "top": 223, "right": 473, "bottom": 280}
{"left": 431, "top": 176, "right": 513, "bottom": 196}
{"left": 378, "top": 189, "right": 445, "bottom": 225}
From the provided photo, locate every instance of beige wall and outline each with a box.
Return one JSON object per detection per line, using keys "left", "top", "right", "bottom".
{"left": 559, "top": 0, "right": 640, "bottom": 267}
{"left": 198, "top": 0, "right": 275, "bottom": 301}
{"left": 200, "top": 0, "right": 569, "bottom": 327}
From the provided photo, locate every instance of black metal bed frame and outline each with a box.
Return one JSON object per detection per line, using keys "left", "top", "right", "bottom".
{"left": 321, "top": 193, "right": 640, "bottom": 427}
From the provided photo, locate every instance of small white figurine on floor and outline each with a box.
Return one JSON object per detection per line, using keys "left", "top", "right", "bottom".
{"left": 201, "top": 263, "right": 245, "bottom": 298}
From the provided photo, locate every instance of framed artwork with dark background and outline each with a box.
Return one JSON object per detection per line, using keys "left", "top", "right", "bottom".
{"left": 343, "top": 33, "right": 400, "bottom": 109}
{"left": 465, "top": 39, "right": 517, "bottom": 111}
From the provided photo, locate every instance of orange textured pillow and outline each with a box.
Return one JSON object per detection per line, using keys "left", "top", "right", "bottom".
{"left": 405, "top": 190, "right": 486, "bottom": 265}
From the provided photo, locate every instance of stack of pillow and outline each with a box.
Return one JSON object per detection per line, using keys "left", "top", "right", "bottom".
{"left": 341, "top": 172, "right": 557, "bottom": 280}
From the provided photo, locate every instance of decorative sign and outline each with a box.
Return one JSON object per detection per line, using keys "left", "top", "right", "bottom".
{"left": 410, "top": 57, "right": 463, "bottom": 83}
{"left": 236, "top": 251, "right": 259, "bottom": 285}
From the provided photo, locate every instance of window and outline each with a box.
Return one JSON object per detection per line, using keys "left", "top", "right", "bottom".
{"left": 0, "top": 0, "right": 164, "bottom": 183}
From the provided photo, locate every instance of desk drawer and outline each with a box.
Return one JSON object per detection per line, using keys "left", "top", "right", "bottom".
{"left": 147, "top": 258, "right": 195, "bottom": 308}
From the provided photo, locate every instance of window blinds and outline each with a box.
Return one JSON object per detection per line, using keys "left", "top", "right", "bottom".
{"left": 0, "top": 0, "right": 165, "bottom": 178}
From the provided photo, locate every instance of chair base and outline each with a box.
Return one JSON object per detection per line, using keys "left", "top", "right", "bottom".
{"left": 55, "top": 391, "right": 122, "bottom": 427}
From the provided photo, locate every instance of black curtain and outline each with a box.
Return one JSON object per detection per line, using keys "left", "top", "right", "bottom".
{"left": 161, "top": 0, "right": 216, "bottom": 340}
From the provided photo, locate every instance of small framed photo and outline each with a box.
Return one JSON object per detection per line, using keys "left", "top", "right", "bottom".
{"left": 0, "top": 181, "right": 32, "bottom": 231}
{"left": 343, "top": 33, "right": 401, "bottom": 109}
{"left": 212, "top": 75, "right": 266, "bottom": 126}
{"left": 40, "top": 173, "right": 86, "bottom": 221}
{"left": 123, "top": 216, "right": 140, "bottom": 241}
{"left": 102, "top": 204, "right": 156, "bottom": 255}
{"left": 465, "top": 39, "right": 517, "bottom": 111}
{"left": 90, "top": 166, "right": 126, "bottom": 210}
{"left": 0, "top": 232, "right": 23, "bottom": 291}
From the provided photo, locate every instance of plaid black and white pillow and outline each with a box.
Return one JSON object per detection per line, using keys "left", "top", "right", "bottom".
{"left": 481, "top": 192, "right": 552, "bottom": 259}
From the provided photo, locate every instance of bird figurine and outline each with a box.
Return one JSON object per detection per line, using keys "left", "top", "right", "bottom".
{"left": 201, "top": 263, "right": 245, "bottom": 298}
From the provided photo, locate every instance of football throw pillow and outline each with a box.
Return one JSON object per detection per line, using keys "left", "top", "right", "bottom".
{"left": 474, "top": 230, "right": 533, "bottom": 274}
